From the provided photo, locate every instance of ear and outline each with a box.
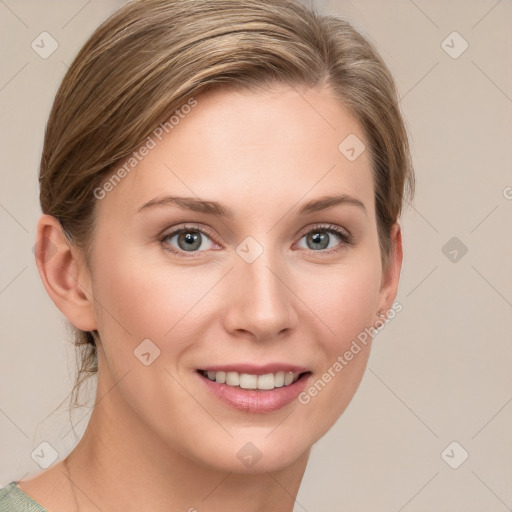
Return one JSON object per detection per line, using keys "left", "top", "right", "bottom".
{"left": 376, "top": 222, "right": 403, "bottom": 314}
{"left": 34, "top": 214, "right": 97, "bottom": 332}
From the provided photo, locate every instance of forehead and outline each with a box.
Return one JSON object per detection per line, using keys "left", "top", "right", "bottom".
{"left": 96, "top": 84, "right": 375, "bottom": 221}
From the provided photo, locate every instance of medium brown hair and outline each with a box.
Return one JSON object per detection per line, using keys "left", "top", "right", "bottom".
{"left": 39, "top": 0, "right": 415, "bottom": 409}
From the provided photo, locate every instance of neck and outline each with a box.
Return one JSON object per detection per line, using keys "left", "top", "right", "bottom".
{"left": 65, "top": 380, "right": 310, "bottom": 512}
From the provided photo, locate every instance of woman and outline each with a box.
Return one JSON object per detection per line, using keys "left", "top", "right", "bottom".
{"left": 0, "top": 0, "right": 414, "bottom": 510}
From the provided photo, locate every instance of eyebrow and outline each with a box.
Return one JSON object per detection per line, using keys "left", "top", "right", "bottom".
{"left": 137, "top": 194, "right": 367, "bottom": 217}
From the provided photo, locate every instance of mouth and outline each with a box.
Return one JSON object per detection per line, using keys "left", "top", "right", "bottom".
{"left": 198, "top": 369, "right": 308, "bottom": 390}
{"left": 196, "top": 365, "right": 312, "bottom": 413}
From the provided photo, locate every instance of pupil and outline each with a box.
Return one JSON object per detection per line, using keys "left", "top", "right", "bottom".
{"left": 179, "top": 231, "right": 201, "bottom": 251}
{"left": 309, "top": 231, "right": 328, "bottom": 250}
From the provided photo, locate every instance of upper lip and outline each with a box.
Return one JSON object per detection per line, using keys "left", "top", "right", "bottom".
{"left": 198, "top": 363, "right": 310, "bottom": 375}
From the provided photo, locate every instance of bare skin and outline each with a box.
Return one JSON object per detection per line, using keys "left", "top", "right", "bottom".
{"left": 20, "top": 84, "right": 402, "bottom": 511}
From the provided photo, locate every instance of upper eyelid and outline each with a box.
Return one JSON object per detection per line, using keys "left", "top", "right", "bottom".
{"left": 161, "top": 224, "right": 217, "bottom": 242}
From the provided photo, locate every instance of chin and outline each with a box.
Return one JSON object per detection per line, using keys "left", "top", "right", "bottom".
{"left": 181, "top": 427, "right": 315, "bottom": 475}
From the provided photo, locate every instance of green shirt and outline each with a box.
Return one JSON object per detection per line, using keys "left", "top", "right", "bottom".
{"left": 0, "top": 482, "right": 48, "bottom": 512}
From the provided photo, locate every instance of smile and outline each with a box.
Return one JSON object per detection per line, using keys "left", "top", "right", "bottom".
{"left": 196, "top": 365, "right": 312, "bottom": 413}
{"left": 199, "top": 369, "right": 302, "bottom": 390}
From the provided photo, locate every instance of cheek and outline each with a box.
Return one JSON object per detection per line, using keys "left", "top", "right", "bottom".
{"left": 90, "top": 239, "right": 217, "bottom": 367}
{"left": 307, "top": 254, "right": 382, "bottom": 349}
{"left": 295, "top": 254, "right": 381, "bottom": 429}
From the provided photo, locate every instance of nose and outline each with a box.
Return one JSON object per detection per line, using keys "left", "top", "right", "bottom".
{"left": 222, "top": 247, "right": 298, "bottom": 342}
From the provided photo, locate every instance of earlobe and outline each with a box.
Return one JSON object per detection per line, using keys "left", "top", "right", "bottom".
{"left": 34, "top": 214, "right": 97, "bottom": 332}
{"left": 377, "top": 222, "right": 403, "bottom": 314}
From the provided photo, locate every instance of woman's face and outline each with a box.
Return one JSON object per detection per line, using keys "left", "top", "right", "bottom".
{"left": 83, "top": 84, "right": 400, "bottom": 473}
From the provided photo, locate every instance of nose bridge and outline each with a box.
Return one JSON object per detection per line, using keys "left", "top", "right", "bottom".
{"left": 224, "top": 237, "right": 296, "bottom": 339}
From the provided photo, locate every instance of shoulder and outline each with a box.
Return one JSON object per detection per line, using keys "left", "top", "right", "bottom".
{"left": 1, "top": 461, "right": 76, "bottom": 512}
{"left": 0, "top": 481, "right": 49, "bottom": 512}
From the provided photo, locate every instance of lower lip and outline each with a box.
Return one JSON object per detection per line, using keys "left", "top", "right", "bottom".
{"left": 197, "top": 372, "right": 311, "bottom": 413}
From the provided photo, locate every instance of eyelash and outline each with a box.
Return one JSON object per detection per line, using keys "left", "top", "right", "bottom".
{"left": 159, "top": 223, "right": 353, "bottom": 258}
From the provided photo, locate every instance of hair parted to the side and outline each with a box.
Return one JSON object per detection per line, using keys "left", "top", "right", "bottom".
{"left": 39, "top": 0, "right": 415, "bottom": 411}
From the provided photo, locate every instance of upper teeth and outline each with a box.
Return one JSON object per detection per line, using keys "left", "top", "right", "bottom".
{"left": 203, "top": 370, "right": 300, "bottom": 390}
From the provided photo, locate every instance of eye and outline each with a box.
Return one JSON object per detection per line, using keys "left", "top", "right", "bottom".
{"left": 160, "top": 225, "right": 218, "bottom": 256}
{"left": 159, "top": 223, "right": 353, "bottom": 258}
{"left": 296, "top": 224, "right": 352, "bottom": 253}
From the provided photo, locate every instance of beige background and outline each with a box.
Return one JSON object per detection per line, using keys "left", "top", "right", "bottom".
{"left": 1, "top": 0, "right": 511, "bottom": 510}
